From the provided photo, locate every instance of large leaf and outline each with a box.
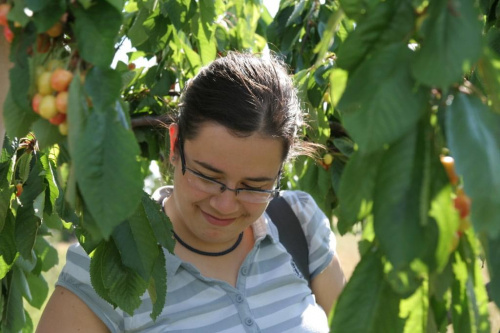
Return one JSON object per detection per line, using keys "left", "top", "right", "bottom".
{"left": 74, "top": 110, "right": 143, "bottom": 238}
{"left": 338, "top": 43, "right": 427, "bottom": 153}
{"left": 0, "top": 211, "right": 18, "bottom": 279}
{"left": 330, "top": 248, "right": 404, "bottom": 331}
{"left": 112, "top": 199, "right": 160, "bottom": 280}
{"left": 14, "top": 206, "right": 40, "bottom": 261}
{"left": 478, "top": 46, "right": 500, "bottom": 114}
{"left": 98, "top": 240, "right": 149, "bottom": 315}
{"left": 148, "top": 248, "right": 167, "bottom": 320}
{"left": 34, "top": 236, "right": 58, "bottom": 272}
{"left": 373, "top": 126, "right": 426, "bottom": 269}
{"left": 336, "top": 0, "right": 414, "bottom": 72}
{"left": 446, "top": 93, "right": 500, "bottom": 237}
{"left": 25, "top": 272, "right": 49, "bottom": 309}
{"left": 142, "top": 193, "right": 175, "bottom": 252}
{"left": 196, "top": 0, "right": 217, "bottom": 65}
{"left": 85, "top": 67, "right": 123, "bottom": 112}
{"left": 400, "top": 283, "right": 428, "bottom": 333}
{"left": 450, "top": 247, "right": 490, "bottom": 333}
{"left": 481, "top": 234, "right": 500, "bottom": 308}
{"left": 0, "top": 159, "right": 13, "bottom": 231}
{"left": 3, "top": 91, "right": 38, "bottom": 140}
{"left": 72, "top": 2, "right": 122, "bottom": 67}
{"left": 411, "top": 0, "right": 483, "bottom": 88}
{"left": 161, "top": 0, "right": 192, "bottom": 31}
{"left": 40, "top": 153, "right": 59, "bottom": 216}
{"left": 429, "top": 186, "right": 460, "bottom": 273}
{"left": 128, "top": 8, "right": 151, "bottom": 46}
{"left": 4, "top": 268, "right": 27, "bottom": 332}
{"left": 337, "top": 150, "right": 383, "bottom": 234}
{"left": 338, "top": 0, "right": 379, "bottom": 21}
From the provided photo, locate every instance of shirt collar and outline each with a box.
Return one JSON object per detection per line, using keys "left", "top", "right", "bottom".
{"left": 253, "top": 212, "right": 280, "bottom": 244}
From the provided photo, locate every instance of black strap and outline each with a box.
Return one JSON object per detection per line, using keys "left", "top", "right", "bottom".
{"left": 152, "top": 187, "right": 311, "bottom": 286}
{"left": 266, "top": 196, "right": 310, "bottom": 286}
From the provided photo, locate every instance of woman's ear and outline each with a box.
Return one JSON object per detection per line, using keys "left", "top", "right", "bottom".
{"left": 169, "top": 123, "right": 179, "bottom": 158}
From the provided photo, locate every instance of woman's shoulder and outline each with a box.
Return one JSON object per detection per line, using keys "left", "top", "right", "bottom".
{"left": 280, "top": 190, "right": 319, "bottom": 213}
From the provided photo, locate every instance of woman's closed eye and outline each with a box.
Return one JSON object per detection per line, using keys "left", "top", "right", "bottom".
{"left": 241, "top": 182, "right": 271, "bottom": 191}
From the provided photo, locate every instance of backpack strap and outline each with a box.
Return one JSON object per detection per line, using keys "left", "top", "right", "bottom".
{"left": 266, "top": 196, "right": 311, "bottom": 287}
{"left": 152, "top": 187, "right": 311, "bottom": 286}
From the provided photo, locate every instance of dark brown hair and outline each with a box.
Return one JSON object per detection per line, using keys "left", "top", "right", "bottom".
{"left": 176, "top": 52, "right": 316, "bottom": 161}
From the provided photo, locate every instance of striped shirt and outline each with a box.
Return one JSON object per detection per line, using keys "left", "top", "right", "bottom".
{"left": 57, "top": 190, "right": 336, "bottom": 332}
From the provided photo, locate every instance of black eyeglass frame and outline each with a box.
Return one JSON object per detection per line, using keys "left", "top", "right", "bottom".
{"left": 177, "top": 136, "right": 281, "bottom": 201}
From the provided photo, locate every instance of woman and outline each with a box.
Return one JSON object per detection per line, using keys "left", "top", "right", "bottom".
{"left": 37, "top": 52, "right": 345, "bottom": 332}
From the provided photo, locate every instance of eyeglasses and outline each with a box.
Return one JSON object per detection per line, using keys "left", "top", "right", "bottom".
{"left": 178, "top": 138, "right": 281, "bottom": 203}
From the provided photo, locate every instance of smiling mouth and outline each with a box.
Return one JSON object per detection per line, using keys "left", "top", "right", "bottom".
{"left": 201, "top": 210, "right": 236, "bottom": 227}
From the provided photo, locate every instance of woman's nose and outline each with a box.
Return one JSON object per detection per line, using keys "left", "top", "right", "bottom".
{"left": 209, "top": 189, "right": 240, "bottom": 215}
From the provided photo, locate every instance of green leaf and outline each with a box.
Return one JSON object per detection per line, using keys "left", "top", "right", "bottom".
{"left": 89, "top": 241, "right": 116, "bottom": 307}
{"left": 451, "top": 250, "right": 490, "bottom": 332}
{"left": 74, "top": 110, "right": 143, "bottom": 238}
{"left": 3, "top": 91, "right": 37, "bottom": 140}
{"left": 0, "top": 160, "right": 13, "bottom": 230}
{"left": 161, "top": 0, "right": 192, "bottom": 31}
{"left": 336, "top": 0, "right": 414, "bottom": 72}
{"left": 25, "top": 0, "right": 52, "bottom": 12}
{"left": 332, "top": 137, "right": 354, "bottom": 157}
{"left": 85, "top": 67, "right": 123, "bottom": 112}
{"left": 373, "top": 126, "right": 425, "bottom": 269}
{"left": 286, "top": 0, "right": 306, "bottom": 27}
{"left": 142, "top": 193, "right": 175, "bottom": 253}
{"left": 25, "top": 272, "right": 49, "bottom": 309}
{"left": 478, "top": 46, "right": 500, "bottom": 114}
{"left": 15, "top": 206, "right": 40, "bottom": 261}
{"left": 67, "top": 71, "right": 87, "bottom": 156}
{"left": 40, "top": 153, "right": 59, "bottom": 216}
{"left": 482, "top": 234, "right": 500, "bottom": 308}
{"left": 105, "top": 0, "right": 124, "bottom": 11}
{"left": 100, "top": 240, "right": 149, "bottom": 315}
{"left": 4, "top": 268, "right": 27, "bottom": 332}
{"left": 337, "top": 150, "right": 383, "bottom": 234}
{"left": 0, "top": 211, "right": 18, "bottom": 279}
{"left": 330, "top": 248, "right": 404, "bottom": 332}
{"left": 112, "top": 199, "right": 160, "bottom": 280}
{"left": 411, "top": 0, "right": 483, "bottom": 88}
{"left": 429, "top": 186, "right": 460, "bottom": 272}
{"left": 72, "top": 2, "right": 122, "bottom": 67}
{"left": 128, "top": 8, "right": 150, "bottom": 46}
{"left": 338, "top": 43, "right": 427, "bottom": 153}
{"left": 18, "top": 156, "right": 46, "bottom": 206}
{"left": 34, "top": 237, "right": 58, "bottom": 272}
{"left": 31, "top": 118, "right": 65, "bottom": 150}
{"left": 31, "top": 2, "right": 66, "bottom": 33}
{"left": 329, "top": 67, "right": 348, "bottom": 108}
{"left": 16, "top": 153, "right": 32, "bottom": 184}
{"left": 338, "top": 0, "right": 379, "bottom": 21}
{"left": 400, "top": 283, "right": 428, "bottom": 333}
{"left": 148, "top": 248, "right": 167, "bottom": 320}
{"left": 446, "top": 93, "right": 500, "bottom": 237}
{"left": 197, "top": 0, "right": 217, "bottom": 65}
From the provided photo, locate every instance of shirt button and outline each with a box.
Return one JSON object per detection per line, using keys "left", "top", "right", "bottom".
{"left": 235, "top": 294, "right": 244, "bottom": 303}
{"left": 241, "top": 267, "right": 248, "bottom": 276}
{"left": 245, "top": 318, "right": 254, "bottom": 326}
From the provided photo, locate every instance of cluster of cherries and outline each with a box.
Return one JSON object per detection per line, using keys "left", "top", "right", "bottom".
{"left": 32, "top": 62, "right": 72, "bottom": 135}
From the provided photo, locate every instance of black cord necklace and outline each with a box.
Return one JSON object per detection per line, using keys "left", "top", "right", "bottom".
{"left": 172, "top": 231, "right": 244, "bottom": 256}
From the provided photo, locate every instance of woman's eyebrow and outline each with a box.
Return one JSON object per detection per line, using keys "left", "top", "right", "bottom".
{"left": 193, "top": 159, "right": 275, "bottom": 182}
{"left": 193, "top": 159, "right": 224, "bottom": 174}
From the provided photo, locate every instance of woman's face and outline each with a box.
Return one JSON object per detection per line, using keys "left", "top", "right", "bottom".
{"left": 166, "top": 122, "right": 283, "bottom": 250}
